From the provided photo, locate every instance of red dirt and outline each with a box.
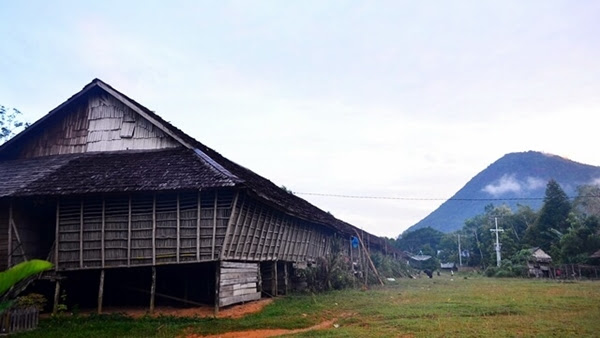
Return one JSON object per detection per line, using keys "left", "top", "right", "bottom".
{"left": 82, "top": 299, "right": 274, "bottom": 319}
{"left": 185, "top": 319, "right": 337, "bottom": 338}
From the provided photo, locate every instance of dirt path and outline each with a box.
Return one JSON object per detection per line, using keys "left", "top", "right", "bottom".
{"left": 186, "top": 319, "right": 337, "bottom": 338}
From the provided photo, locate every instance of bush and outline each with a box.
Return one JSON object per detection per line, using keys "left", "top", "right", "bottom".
{"left": 14, "top": 293, "right": 47, "bottom": 311}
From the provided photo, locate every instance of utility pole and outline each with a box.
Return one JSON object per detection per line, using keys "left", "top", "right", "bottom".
{"left": 490, "top": 217, "right": 504, "bottom": 267}
{"left": 457, "top": 234, "right": 462, "bottom": 266}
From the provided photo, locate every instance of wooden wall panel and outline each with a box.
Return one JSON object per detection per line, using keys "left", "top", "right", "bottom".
{"left": 55, "top": 190, "right": 235, "bottom": 271}
{"left": 18, "top": 93, "right": 180, "bottom": 159}
{"left": 218, "top": 261, "right": 260, "bottom": 307}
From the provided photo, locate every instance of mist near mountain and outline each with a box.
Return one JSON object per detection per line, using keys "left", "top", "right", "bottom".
{"left": 406, "top": 151, "right": 600, "bottom": 234}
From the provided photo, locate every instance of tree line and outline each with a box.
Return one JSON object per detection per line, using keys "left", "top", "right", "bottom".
{"left": 393, "top": 179, "right": 600, "bottom": 275}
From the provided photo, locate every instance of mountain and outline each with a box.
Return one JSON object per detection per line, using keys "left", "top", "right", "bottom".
{"left": 406, "top": 151, "right": 600, "bottom": 234}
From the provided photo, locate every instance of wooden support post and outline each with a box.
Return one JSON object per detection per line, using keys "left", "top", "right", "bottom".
{"left": 272, "top": 261, "right": 278, "bottom": 297}
{"left": 211, "top": 191, "right": 218, "bottom": 260}
{"left": 52, "top": 279, "right": 61, "bottom": 315}
{"left": 127, "top": 196, "right": 132, "bottom": 267}
{"left": 284, "top": 262, "right": 289, "bottom": 295}
{"left": 152, "top": 195, "right": 156, "bottom": 266}
{"left": 101, "top": 198, "right": 105, "bottom": 268}
{"left": 257, "top": 263, "right": 263, "bottom": 293}
{"left": 55, "top": 200, "right": 60, "bottom": 269}
{"left": 196, "top": 190, "right": 201, "bottom": 261}
{"left": 214, "top": 262, "right": 220, "bottom": 316}
{"left": 176, "top": 194, "right": 180, "bottom": 263}
{"left": 98, "top": 269, "right": 105, "bottom": 314}
{"left": 80, "top": 200, "right": 84, "bottom": 268}
{"left": 150, "top": 266, "right": 156, "bottom": 314}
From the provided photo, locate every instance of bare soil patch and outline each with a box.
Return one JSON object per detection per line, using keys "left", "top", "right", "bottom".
{"left": 185, "top": 319, "right": 336, "bottom": 338}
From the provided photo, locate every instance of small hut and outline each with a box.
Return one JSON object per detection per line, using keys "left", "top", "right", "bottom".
{"left": 527, "top": 247, "right": 552, "bottom": 278}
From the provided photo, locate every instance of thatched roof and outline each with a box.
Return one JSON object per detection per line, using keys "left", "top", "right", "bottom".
{"left": 529, "top": 247, "right": 552, "bottom": 263}
{"left": 0, "top": 79, "right": 392, "bottom": 250}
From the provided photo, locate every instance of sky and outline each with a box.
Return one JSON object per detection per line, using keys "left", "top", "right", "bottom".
{"left": 1, "top": 1, "right": 599, "bottom": 238}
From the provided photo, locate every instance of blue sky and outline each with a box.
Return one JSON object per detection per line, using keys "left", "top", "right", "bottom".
{"left": 1, "top": 1, "right": 599, "bottom": 237}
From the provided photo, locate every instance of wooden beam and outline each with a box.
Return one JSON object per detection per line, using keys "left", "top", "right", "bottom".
{"left": 281, "top": 219, "right": 292, "bottom": 261}
{"left": 10, "top": 219, "right": 27, "bottom": 261}
{"left": 256, "top": 210, "right": 273, "bottom": 260}
{"left": 244, "top": 207, "right": 264, "bottom": 260}
{"left": 152, "top": 195, "right": 156, "bottom": 266}
{"left": 225, "top": 194, "right": 245, "bottom": 258}
{"left": 150, "top": 266, "right": 156, "bottom": 314}
{"left": 268, "top": 215, "right": 282, "bottom": 260}
{"left": 233, "top": 202, "right": 254, "bottom": 259}
{"left": 98, "top": 269, "right": 105, "bottom": 314}
{"left": 127, "top": 195, "right": 132, "bottom": 267}
{"left": 238, "top": 204, "right": 258, "bottom": 260}
{"left": 211, "top": 191, "right": 218, "bottom": 260}
{"left": 220, "top": 191, "right": 240, "bottom": 260}
{"left": 354, "top": 230, "right": 384, "bottom": 286}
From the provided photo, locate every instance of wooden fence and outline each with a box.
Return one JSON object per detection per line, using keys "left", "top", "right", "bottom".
{"left": 0, "top": 307, "right": 39, "bottom": 334}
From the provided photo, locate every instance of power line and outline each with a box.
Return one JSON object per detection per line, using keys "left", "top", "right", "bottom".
{"left": 293, "top": 191, "right": 600, "bottom": 202}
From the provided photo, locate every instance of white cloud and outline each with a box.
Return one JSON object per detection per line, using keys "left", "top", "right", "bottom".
{"left": 483, "top": 174, "right": 522, "bottom": 196}
{"left": 483, "top": 175, "right": 547, "bottom": 197}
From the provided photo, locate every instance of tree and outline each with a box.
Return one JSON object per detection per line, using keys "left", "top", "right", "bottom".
{"left": 0, "top": 105, "right": 28, "bottom": 144}
{"left": 395, "top": 227, "right": 444, "bottom": 254}
{"left": 525, "top": 179, "right": 571, "bottom": 251}
{"left": 573, "top": 184, "right": 600, "bottom": 217}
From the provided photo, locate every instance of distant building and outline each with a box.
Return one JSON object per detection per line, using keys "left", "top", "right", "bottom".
{"left": 440, "top": 262, "right": 457, "bottom": 270}
{"left": 527, "top": 247, "right": 552, "bottom": 278}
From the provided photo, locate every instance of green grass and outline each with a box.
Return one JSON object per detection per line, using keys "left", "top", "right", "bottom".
{"left": 16, "top": 274, "right": 600, "bottom": 337}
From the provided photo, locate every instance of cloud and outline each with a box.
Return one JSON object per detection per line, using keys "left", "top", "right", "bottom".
{"left": 526, "top": 177, "right": 546, "bottom": 190}
{"left": 482, "top": 174, "right": 547, "bottom": 197}
{"left": 483, "top": 174, "right": 522, "bottom": 196}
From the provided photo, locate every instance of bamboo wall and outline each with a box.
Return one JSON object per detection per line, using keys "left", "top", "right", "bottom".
{"left": 55, "top": 190, "right": 234, "bottom": 270}
{"left": 0, "top": 202, "right": 7, "bottom": 270}
{"left": 6, "top": 189, "right": 337, "bottom": 272}
{"left": 18, "top": 93, "right": 180, "bottom": 159}
{"left": 221, "top": 194, "right": 332, "bottom": 262}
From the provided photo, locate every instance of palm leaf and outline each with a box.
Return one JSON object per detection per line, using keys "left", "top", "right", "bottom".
{"left": 0, "top": 260, "right": 53, "bottom": 296}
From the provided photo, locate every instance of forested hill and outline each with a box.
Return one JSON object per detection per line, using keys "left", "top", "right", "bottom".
{"left": 406, "top": 151, "right": 600, "bottom": 234}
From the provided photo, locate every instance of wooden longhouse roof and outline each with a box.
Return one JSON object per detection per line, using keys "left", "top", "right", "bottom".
{"left": 0, "top": 79, "right": 391, "bottom": 249}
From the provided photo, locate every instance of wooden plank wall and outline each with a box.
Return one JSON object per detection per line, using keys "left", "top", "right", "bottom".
{"left": 221, "top": 194, "right": 331, "bottom": 263}
{"left": 56, "top": 190, "right": 234, "bottom": 270}
{"left": 218, "top": 261, "right": 261, "bottom": 307}
{"left": 18, "top": 93, "right": 180, "bottom": 159}
{"left": 0, "top": 202, "right": 8, "bottom": 270}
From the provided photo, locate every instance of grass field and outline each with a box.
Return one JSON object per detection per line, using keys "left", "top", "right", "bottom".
{"left": 16, "top": 274, "right": 600, "bottom": 337}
